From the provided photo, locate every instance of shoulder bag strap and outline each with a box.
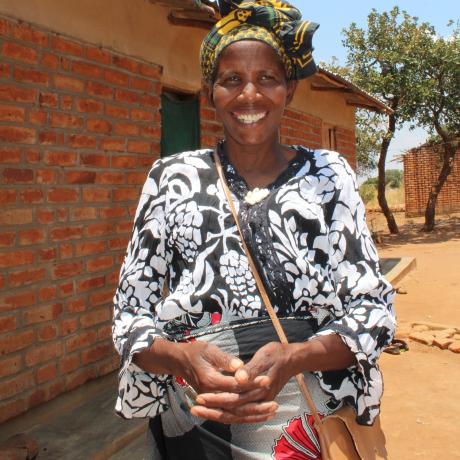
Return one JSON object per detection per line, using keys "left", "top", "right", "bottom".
{"left": 213, "top": 150, "right": 324, "bottom": 429}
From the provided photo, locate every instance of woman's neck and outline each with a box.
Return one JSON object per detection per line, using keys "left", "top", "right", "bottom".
{"left": 222, "top": 138, "right": 296, "bottom": 189}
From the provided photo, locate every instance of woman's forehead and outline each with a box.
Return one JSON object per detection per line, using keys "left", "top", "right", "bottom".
{"left": 217, "top": 40, "right": 285, "bottom": 72}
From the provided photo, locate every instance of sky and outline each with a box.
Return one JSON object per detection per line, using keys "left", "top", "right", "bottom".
{"left": 294, "top": 0, "right": 459, "bottom": 175}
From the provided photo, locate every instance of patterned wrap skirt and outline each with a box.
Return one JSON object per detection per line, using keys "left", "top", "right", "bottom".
{"left": 147, "top": 318, "right": 343, "bottom": 459}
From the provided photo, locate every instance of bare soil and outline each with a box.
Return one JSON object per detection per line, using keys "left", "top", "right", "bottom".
{"left": 368, "top": 211, "right": 460, "bottom": 458}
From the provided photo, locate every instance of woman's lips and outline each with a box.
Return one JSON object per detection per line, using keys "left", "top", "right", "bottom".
{"left": 232, "top": 111, "right": 268, "bottom": 124}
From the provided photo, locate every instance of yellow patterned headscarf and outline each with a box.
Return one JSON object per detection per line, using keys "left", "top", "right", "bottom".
{"left": 200, "top": 0, "right": 319, "bottom": 82}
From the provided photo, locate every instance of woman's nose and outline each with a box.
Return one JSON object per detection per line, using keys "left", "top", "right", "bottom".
{"left": 239, "top": 81, "right": 259, "bottom": 101}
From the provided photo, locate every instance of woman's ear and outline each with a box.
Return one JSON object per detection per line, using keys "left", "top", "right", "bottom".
{"left": 203, "top": 81, "right": 214, "bottom": 108}
{"left": 286, "top": 80, "right": 298, "bottom": 105}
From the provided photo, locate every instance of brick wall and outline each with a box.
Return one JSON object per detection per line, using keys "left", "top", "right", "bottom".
{"left": 0, "top": 15, "right": 162, "bottom": 422}
{"left": 404, "top": 146, "right": 460, "bottom": 217}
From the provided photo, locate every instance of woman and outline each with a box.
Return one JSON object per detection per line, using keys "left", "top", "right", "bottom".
{"left": 112, "top": 1, "right": 395, "bottom": 458}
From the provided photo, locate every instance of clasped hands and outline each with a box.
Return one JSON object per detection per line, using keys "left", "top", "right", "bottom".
{"left": 181, "top": 341, "right": 297, "bottom": 425}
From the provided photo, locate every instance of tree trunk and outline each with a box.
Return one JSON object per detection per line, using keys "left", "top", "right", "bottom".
{"left": 421, "top": 141, "right": 457, "bottom": 232}
{"left": 378, "top": 113, "right": 399, "bottom": 234}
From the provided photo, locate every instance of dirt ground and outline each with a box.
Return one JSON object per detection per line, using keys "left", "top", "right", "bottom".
{"left": 368, "top": 211, "right": 460, "bottom": 459}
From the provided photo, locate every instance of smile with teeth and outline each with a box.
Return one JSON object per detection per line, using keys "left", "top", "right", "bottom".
{"left": 233, "top": 112, "right": 267, "bottom": 124}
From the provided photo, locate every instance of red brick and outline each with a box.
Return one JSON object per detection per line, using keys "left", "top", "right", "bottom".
{"left": 108, "top": 237, "right": 128, "bottom": 251}
{"left": 71, "top": 61, "right": 103, "bottom": 79}
{"left": 51, "top": 36, "right": 83, "bottom": 56}
{"left": 90, "top": 289, "right": 115, "bottom": 307}
{"left": 87, "top": 81, "right": 113, "bottom": 99}
{"left": 100, "top": 138, "right": 125, "bottom": 152}
{"left": 66, "top": 331, "right": 98, "bottom": 353}
{"left": 75, "top": 240, "right": 106, "bottom": 257}
{"left": 36, "top": 169, "right": 56, "bottom": 185}
{"left": 60, "top": 353, "right": 80, "bottom": 375}
{"left": 0, "top": 126, "right": 36, "bottom": 144}
{"left": 38, "top": 130, "right": 61, "bottom": 145}
{"left": 0, "top": 147, "right": 21, "bottom": 163}
{"left": 0, "top": 190, "right": 16, "bottom": 205}
{"left": 0, "top": 62, "right": 10, "bottom": 78}
{"left": 47, "top": 188, "right": 79, "bottom": 203}
{"left": 17, "top": 229, "right": 45, "bottom": 246}
{"left": 0, "top": 104, "right": 25, "bottom": 122}
{"left": 24, "top": 303, "right": 64, "bottom": 325}
{"left": 127, "top": 140, "right": 150, "bottom": 154}
{"left": 86, "top": 255, "right": 113, "bottom": 273}
{"left": 59, "top": 242, "right": 73, "bottom": 259}
{"left": 68, "top": 134, "right": 97, "bottom": 149}
{"left": 18, "top": 189, "right": 43, "bottom": 205}
{"left": 140, "top": 94, "right": 160, "bottom": 109}
{"left": 86, "top": 46, "right": 111, "bottom": 64}
{"left": 25, "top": 341, "right": 62, "bottom": 366}
{"left": 66, "top": 297, "right": 86, "bottom": 313}
{"left": 58, "top": 283, "right": 73, "bottom": 298}
{"left": 49, "top": 225, "right": 82, "bottom": 241}
{"left": 138, "top": 63, "right": 162, "bottom": 79}
{"left": 51, "top": 112, "right": 83, "bottom": 129}
{"left": 0, "top": 208, "right": 33, "bottom": 226}
{"left": 37, "top": 324, "right": 58, "bottom": 342}
{"left": 0, "top": 19, "right": 10, "bottom": 37}
{"left": 36, "top": 363, "right": 57, "bottom": 384}
{"left": 54, "top": 74, "right": 84, "bottom": 92}
{"left": 8, "top": 268, "right": 45, "bottom": 288}
{"left": 61, "top": 318, "right": 78, "bottom": 336}
{"left": 80, "top": 307, "right": 111, "bottom": 327}
{"left": 96, "top": 172, "right": 124, "bottom": 185}
{"left": 39, "top": 91, "right": 58, "bottom": 108}
{"left": 42, "top": 52, "right": 59, "bottom": 69}
{"left": 104, "top": 69, "right": 129, "bottom": 86}
{"left": 60, "top": 94, "right": 73, "bottom": 110}
{"left": 0, "top": 330, "right": 34, "bottom": 355}
{"left": 99, "top": 207, "right": 126, "bottom": 219}
{"left": 111, "top": 155, "right": 137, "bottom": 169}
{"left": 38, "top": 247, "right": 57, "bottom": 262}
{"left": 87, "top": 118, "right": 112, "bottom": 134}
{"left": 82, "top": 188, "right": 111, "bottom": 203}
{"left": 0, "top": 84, "right": 37, "bottom": 104}
{"left": 52, "top": 261, "right": 83, "bottom": 280}
{"left": 131, "top": 108, "right": 154, "bottom": 122}
{"left": 2, "top": 41, "right": 37, "bottom": 64}
{"left": 36, "top": 208, "right": 54, "bottom": 225}
{"left": 0, "top": 398, "right": 27, "bottom": 424}
{"left": 0, "top": 315, "right": 16, "bottom": 333}
{"left": 112, "top": 55, "right": 139, "bottom": 73}
{"left": 85, "top": 222, "right": 113, "bottom": 238}
{"left": 76, "top": 97, "right": 104, "bottom": 114}
{"left": 0, "top": 290, "right": 36, "bottom": 313}
{"left": 0, "top": 355, "right": 22, "bottom": 379}
{"left": 13, "top": 22, "right": 48, "bottom": 46}
{"left": 115, "top": 88, "right": 140, "bottom": 104}
{"left": 140, "top": 125, "right": 161, "bottom": 139}
{"left": 0, "top": 232, "right": 15, "bottom": 247}
{"left": 80, "top": 153, "right": 109, "bottom": 168}
{"left": 2, "top": 168, "right": 33, "bottom": 184}
{"left": 14, "top": 67, "right": 49, "bottom": 86}
{"left": 44, "top": 150, "right": 77, "bottom": 166}
{"left": 113, "top": 187, "right": 139, "bottom": 202}
{"left": 0, "top": 370, "right": 34, "bottom": 400}
{"left": 64, "top": 171, "right": 97, "bottom": 184}
{"left": 105, "top": 104, "right": 129, "bottom": 119}
{"left": 69, "top": 207, "right": 97, "bottom": 221}
{"left": 29, "top": 109, "right": 47, "bottom": 125}
{"left": 57, "top": 207, "right": 68, "bottom": 222}
{"left": 130, "top": 76, "right": 152, "bottom": 92}
{"left": 127, "top": 172, "right": 146, "bottom": 185}
{"left": 82, "top": 343, "right": 112, "bottom": 365}
{"left": 114, "top": 122, "right": 139, "bottom": 136}
{"left": 77, "top": 275, "right": 105, "bottom": 294}
{"left": 39, "top": 286, "right": 57, "bottom": 302}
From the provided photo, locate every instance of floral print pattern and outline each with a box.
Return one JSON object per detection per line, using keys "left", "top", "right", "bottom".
{"left": 112, "top": 147, "right": 395, "bottom": 425}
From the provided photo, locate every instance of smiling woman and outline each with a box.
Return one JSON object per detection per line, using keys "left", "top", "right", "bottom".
{"left": 112, "top": 1, "right": 396, "bottom": 459}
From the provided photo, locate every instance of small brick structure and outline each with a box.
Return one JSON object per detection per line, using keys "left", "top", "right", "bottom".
{"left": 404, "top": 145, "right": 460, "bottom": 217}
{"left": 0, "top": 14, "right": 356, "bottom": 423}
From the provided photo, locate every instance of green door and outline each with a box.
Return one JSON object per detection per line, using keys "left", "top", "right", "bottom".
{"left": 160, "top": 92, "right": 200, "bottom": 158}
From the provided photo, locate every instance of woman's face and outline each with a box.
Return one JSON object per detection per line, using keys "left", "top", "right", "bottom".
{"left": 208, "top": 40, "right": 296, "bottom": 148}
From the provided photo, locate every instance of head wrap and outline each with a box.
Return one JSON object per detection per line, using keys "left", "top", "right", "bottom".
{"left": 200, "top": 0, "right": 319, "bottom": 83}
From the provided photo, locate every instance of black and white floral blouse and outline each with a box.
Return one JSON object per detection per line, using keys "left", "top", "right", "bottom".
{"left": 112, "top": 146, "right": 396, "bottom": 425}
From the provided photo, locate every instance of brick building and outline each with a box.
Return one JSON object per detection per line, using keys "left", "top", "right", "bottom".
{"left": 404, "top": 144, "right": 460, "bottom": 217}
{"left": 0, "top": 0, "right": 390, "bottom": 422}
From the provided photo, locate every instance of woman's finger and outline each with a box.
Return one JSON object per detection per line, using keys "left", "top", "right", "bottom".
{"left": 195, "top": 387, "right": 268, "bottom": 408}
{"left": 190, "top": 405, "right": 277, "bottom": 425}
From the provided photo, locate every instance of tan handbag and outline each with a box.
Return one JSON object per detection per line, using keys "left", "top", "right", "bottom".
{"left": 214, "top": 151, "right": 388, "bottom": 460}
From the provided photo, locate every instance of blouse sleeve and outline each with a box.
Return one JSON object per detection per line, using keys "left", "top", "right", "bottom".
{"left": 112, "top": 160, "right": 173, "bottom": 419}
{"left": 315, "top": 156, "right": 396, "bottom": 425}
